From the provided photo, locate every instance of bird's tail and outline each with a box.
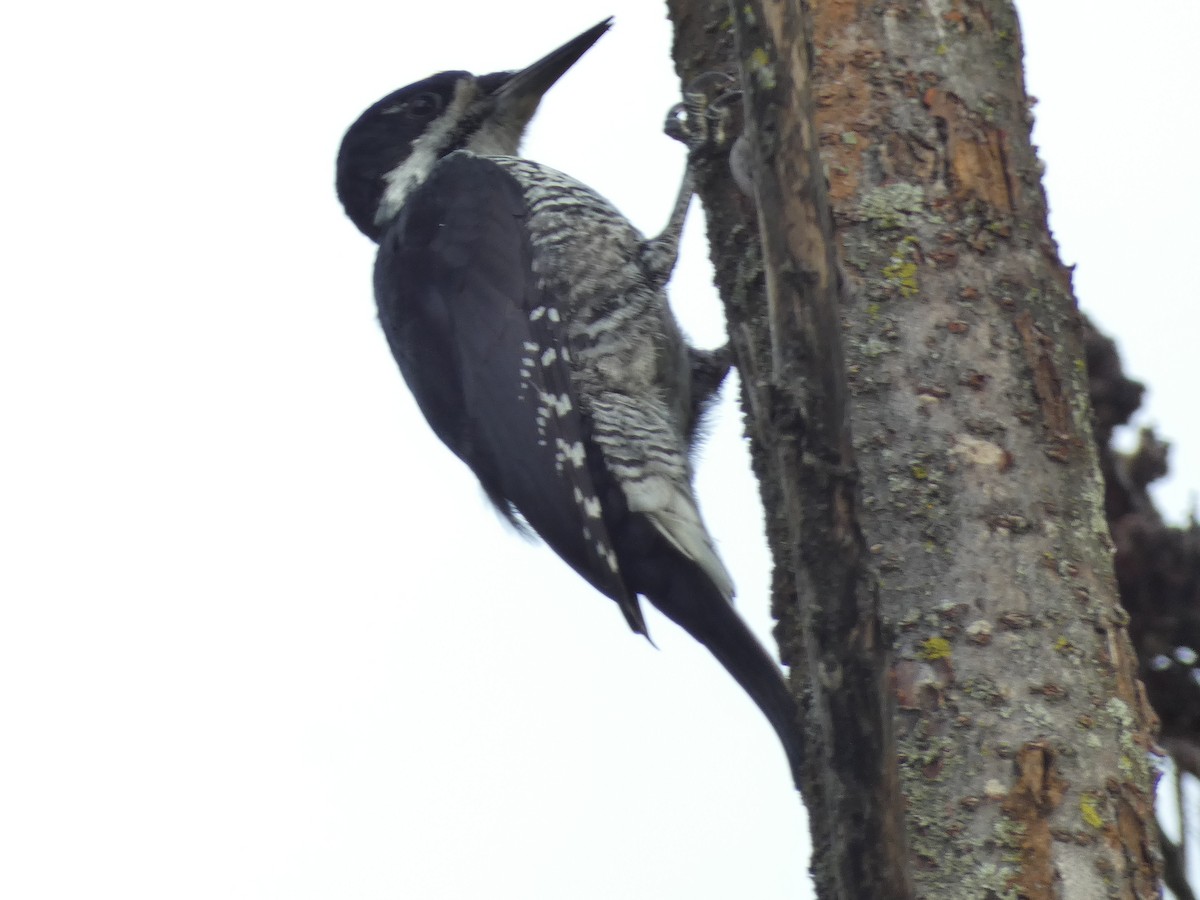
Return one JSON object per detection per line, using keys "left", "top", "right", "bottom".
{"left": 648, "top": 567, "right": 804, "bottom": 791}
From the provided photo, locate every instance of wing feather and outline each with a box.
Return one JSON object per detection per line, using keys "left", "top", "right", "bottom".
{"left": 373, "top": 152, "right": 647, "bottom": 634}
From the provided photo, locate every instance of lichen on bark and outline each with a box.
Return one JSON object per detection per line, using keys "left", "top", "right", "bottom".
{"left": 667, "top": 0, "right": 1160, "bottom": 896}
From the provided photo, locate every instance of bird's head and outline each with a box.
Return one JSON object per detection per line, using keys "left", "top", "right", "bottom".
{"left": 336, "top": 19, "right": 611, "bottom": 241}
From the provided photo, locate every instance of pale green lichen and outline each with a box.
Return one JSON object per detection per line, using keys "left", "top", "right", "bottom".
{"left": 861, "top": 337, "right": 893, "bottom": 359}
{"left": 1105, "top": 697, "right": 1151, "bottom": 785}
{"left": 959, "top": 864, "right": 1019, "bottom": 900}
{"left": 1022, "top": 703, "right": 1054, "bottom": 730}
{"left": 860, "top": 183, "right": 926, "bottom": 230}
{"left": 994, "top": 818, "right": 1026, "bottom": 864}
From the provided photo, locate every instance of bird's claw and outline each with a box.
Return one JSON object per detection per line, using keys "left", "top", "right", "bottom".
{"left": 663, "top": 72, "right": 743, "bottom": 158}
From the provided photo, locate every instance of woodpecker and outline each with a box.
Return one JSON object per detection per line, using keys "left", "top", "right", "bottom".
{"left": 336, "top": 20, "right": 802, "bottom": 787}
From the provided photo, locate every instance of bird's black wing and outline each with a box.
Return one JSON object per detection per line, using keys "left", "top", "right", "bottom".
{"left": 374, "top": 152, "right": 647, "bottom": 635}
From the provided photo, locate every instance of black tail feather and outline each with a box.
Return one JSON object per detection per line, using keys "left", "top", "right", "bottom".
{"left": 650, "top": 577, "right": 805, "bottom": 790}
{"left": 620, "top": 526, "right": 804, "bottom": 789}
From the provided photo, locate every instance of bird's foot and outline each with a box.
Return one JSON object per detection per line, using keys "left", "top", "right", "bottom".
{"left": 664, "top": 72, "right": 742, "bottom": 159}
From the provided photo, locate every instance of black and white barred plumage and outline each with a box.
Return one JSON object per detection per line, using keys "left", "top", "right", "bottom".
{"left": 336, "top": 20, "right": 802, "bottom": 787}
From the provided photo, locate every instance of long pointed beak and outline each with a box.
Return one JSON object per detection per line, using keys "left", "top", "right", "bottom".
{"left": 491, "top": 19, "right": 612, "bottom": 122}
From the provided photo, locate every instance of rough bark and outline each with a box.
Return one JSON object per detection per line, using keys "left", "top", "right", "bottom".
{"left": 666, "top": 1, "right": 1160, "bottom": 897}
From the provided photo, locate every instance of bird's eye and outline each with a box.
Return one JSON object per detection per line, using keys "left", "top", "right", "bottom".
{"left": 407, "top": 92, "right": 443, "bottom": 119}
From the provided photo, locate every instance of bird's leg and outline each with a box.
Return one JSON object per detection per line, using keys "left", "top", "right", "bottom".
{"left": 640, "top": 167, "right": 693, "bottom": 290}
{"left": 648, "top": 74, "right": 744, "bottom": 426}
{"left": 642, "top": 74, "right": 742, "bottom": 289}
{"left": 648, "top": 75, "right": 739, "bottom": 285}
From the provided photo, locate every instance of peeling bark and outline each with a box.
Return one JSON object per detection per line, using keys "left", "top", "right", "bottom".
{"left": 1000, "top": 743, "right": 1069, "bottom": 897}
{"left": 667, "top": 1, "right": 1160, "bottom": 897}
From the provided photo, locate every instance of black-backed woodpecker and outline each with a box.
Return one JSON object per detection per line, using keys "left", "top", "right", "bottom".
{"left": 336, "top": 19, "right": 802, "bottom": 788}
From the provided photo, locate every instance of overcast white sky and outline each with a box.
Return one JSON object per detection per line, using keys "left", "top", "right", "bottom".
{"left": 3, "top": 2, "right": 1197, "bottom": 898}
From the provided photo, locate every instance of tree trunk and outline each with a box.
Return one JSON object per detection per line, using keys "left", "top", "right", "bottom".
{"left": 666, "top": 1, "right": 1160, "bottom": 897}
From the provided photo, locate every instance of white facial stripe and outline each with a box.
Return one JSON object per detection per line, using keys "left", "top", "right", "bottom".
{"left": 374, "top": 80, "right": 541, "bottom": 226}
{"left": 375, "top": 80, "right": 479, "bottom": 226}
{"left": 465, "top": 107, "right": 529, "bottom": 157}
